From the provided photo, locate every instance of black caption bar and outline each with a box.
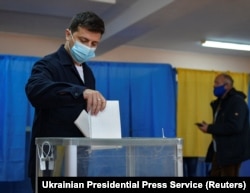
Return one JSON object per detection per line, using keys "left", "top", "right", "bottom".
{"left": 38, "top": 177, "right": 250, "bottom": 193}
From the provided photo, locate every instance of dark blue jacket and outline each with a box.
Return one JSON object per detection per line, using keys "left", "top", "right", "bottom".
{"left": 25, "top": 45, "right": 95, "bottom": 180}
{"left": 205, "top": 88, "right": 250, "bottom": 165}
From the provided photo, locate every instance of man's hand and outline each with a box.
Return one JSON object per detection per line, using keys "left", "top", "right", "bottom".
{"left": 196, "top": 121, "right": 208, "bottom": 133}
{"left": 83, "top": 89, "right": 106, "bottom": 115}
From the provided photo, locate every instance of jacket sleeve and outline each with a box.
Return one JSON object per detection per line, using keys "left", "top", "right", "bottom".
{"left": 207, "top": 96, "right": 248, "bottom": 136}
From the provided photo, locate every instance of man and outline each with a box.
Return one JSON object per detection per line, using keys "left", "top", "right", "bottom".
{"left": 25, "top": 11, "right": 106, "bottom": 192}
{"left": 197, "top": 73, "right": 250, "bottom": 176}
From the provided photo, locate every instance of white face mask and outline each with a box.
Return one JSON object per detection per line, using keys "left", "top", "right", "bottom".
{"left": 70, "top": 34, "right": 96, "bottom": 63}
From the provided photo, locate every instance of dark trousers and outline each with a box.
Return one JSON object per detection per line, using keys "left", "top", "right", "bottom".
{"left": 210, "top": 153, "right": 241, "bottom": 176}
{"left": 183, "top": 157, "right": 198, "bottom": 177}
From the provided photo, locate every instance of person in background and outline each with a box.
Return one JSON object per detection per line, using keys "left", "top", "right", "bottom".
{"left": 25, "top": 11, "right": 106, "bottom": 192}
{"left": 196, "top": 73, "right": 250, "bottom": 176}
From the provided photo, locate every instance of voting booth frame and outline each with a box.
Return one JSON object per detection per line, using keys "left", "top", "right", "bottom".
{"left": 35, "top": 137, "right": 183, "bottom": 192}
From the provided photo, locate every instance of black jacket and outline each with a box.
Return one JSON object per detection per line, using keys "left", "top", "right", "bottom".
{"left": 25, "top": 45, "right": 95, "bottom": 179}
{"left": 205, "top": 88, "right": 250, "bottom": 165}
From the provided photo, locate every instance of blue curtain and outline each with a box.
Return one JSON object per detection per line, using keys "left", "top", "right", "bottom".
{"left": 0, "top": 56, "right": 176, "bottom": 192}
{"left": 87, "top": 62, "right": 177, "bottom": 176}
{"left": 0, "top": 55, "right": 38, "bottom": 182}
{"left": 89, "top": 61, "right": 177, "bottom": 138}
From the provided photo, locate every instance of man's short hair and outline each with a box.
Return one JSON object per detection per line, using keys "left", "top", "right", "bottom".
{"left": 69, "top": 11, "right": 105, "bottom": 35}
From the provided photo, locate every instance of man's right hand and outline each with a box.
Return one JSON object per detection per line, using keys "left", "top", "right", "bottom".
{"left": 83, "top": 89, "right": 106, "bottom": 115}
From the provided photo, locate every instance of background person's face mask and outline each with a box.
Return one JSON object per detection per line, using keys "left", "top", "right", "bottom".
{"left": 70, "top": 34, "right": 96, "bottom": 63}
{"left": 213, "top": 84, "right": 227, "bottom": 97}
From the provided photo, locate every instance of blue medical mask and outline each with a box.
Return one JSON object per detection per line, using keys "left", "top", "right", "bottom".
{"left": 213, "top": 84, "right": 227, "bottom": 97}
{"left": 70, "top": 35, "right": 96, "bottom": 63}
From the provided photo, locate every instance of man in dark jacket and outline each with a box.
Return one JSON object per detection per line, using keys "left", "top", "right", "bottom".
{"left": 25, "top": 11, "right": 106, "bottom": 192}
{"left": 197, "top": 73, "right": 250, "bottom": 176}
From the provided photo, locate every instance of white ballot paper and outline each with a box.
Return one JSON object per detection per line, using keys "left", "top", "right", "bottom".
{"left": 74, "top": 100, "right": 122, "bottom": 140}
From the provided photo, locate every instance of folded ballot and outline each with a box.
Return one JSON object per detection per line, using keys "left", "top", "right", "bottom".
{"left": 74, "top": 100, "right": 122, "bottom": 139}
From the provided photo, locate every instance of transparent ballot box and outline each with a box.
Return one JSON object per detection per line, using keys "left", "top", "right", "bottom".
{"left": 36, "top": 137, "right": 183, "bottom": 179}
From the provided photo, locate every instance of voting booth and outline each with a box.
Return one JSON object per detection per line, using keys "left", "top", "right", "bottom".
{"left": 35, "top": 137, "right": 183, "bottom": 189}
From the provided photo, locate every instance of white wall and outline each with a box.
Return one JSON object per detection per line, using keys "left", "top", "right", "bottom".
{"left": 1, "top": 31, "right": 250, "bottom": 73}
{"left": 96, "top": 46, "right": 250, "bottom": 73}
